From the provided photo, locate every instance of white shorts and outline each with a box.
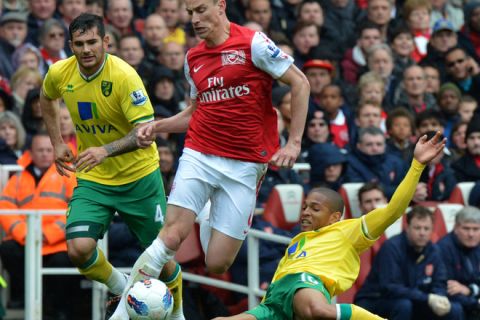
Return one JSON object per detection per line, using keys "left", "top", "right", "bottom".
{"left": 168, "top": 148, "right": 267, "bottom": 240}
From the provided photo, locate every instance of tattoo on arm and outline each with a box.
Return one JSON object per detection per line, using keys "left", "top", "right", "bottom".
{"left": 103, "top": 127, "right": 139, "bottom": 157}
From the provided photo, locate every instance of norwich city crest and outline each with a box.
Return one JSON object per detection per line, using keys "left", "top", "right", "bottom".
{"left": 101, "top": 80, "right": 112, "bottom": 97}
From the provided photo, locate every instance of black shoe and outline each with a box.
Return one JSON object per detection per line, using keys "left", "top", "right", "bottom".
{"left": 104, "top": 294, "right": 121, "bottom": 320}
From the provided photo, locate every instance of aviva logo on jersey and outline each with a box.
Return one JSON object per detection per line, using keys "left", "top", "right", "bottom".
{"left": 287, "top": 236, "right": 307, "bottom": 259}
{"left": 78, "top": 102, "right": 99, "bottom": 120}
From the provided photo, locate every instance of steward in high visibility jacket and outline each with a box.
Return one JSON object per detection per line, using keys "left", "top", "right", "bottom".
{"left": 0, "top": 134, "right": 76, "bottom": 255}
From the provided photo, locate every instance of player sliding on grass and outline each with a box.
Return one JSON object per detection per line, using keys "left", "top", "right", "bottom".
{"left": 213, "top": 131, "right": 446, "bottom": 320}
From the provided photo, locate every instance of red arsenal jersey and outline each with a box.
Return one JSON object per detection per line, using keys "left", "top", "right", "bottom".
{"left": 184, "top": 23, "right": 294, "bottom": 163}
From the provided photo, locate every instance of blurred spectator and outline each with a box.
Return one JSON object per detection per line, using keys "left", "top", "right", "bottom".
{"left": 356, "top": 206, "right": 463, "bottom": 320}
{"left": 307, "top": 142, "right": 347, "bottom": 191}
{"left": 437, "top": 83, "right": 461, "bottom": 142}
{"left": 321, "top": 0, "right": 364, "bottom": 55}
{"left": 389, "top": 24, "right": 416, "bottom": 82}
{"left": 297, "top": 0, "right": 324, "bottom": 28}
{"left": 21, "top": 88, "right": 45, "bottom": 137}
{"left": 272, "top": 86, "right": 291, "bottom": 133}
{"left": 345, "top": 126, "right": 405, "bottom": 198}
{"left": 430, "top": 0, "right": 463, "bottom": 31}
{"left": 86, "top": 0, "right": 105, "bottom": 19}
{"left": 445, "top": 47, "right": 480, "bottom": 104}
{"left": 0, "top": 11, "right": 28, "bottom": 79}
{"left": 366, "top": 0, "right": 393, "bottom": 40}
{"left": 38, "top": 18, "right": 68, "bottom": 67}
{"left": 148, "top": 66, "right": 181, "bottom": 119}
{"left": 142, "top": 14, "right": 168, "bottom": 64}
{"left": 358, "top": 182, "right": 387, "bottom": 215}
{"left": 462, "top": 1, "right": 480, "bottom": 59}
{"left": 0, "top": 111, "right": 26, "bottom": 163}
{"left": 418, "top": 131, "right": 457, "bottom": 201}
{"left": 367, "top": 43, "right": 398, "bottom": 107}
{"left": 449, "top": 121, "right": 468, "bottom": 162}
{"left": 422, "top": 63, "right": 441, "bottom": 95}
{"left": 155, "top": 0, "right": 186, "bottom": 45}
{"left": 10, "top": 66, "right": 42, "bottom": 115}
{"left": 422, "top": 19, "right": 458, "bottom": 81}
{"left": 106, "top": 0, "right": 138, "bottom": 36}
{"left": 108, "top": 215, "right": 142, "bottom": 267}
{"left": 470, "top": 182, "right": 480, "bottom": 207}
{"left": 291, "top": 21, "right": 320, "bottom": 67}
{"left": 301, "top": 109, "right": 331, "bottom": 159}
{"left": 452, "top": 115, "right": 480, "bottom": 182}
{"left": 243, "top": 20, "right": 262, "bottom": 32}
{"left": 105, "top": 24, "right": 120, "bottom": 55}
{"left": 437, "top": 206, "right": 480, "bottom": 320}
{"left": 12, "top": 43, "right": 47, "bottom": 76}
{"left": 341, "top": 21, "right": 382, "bottom": 85}
{"left": 0, "top": 133, "right": 78, "bottom": 319}
{"left": 395, "top": 64, "right": 438, "bottom": 115}
{"left": 357, "top": 71, "right": 386, "bottom": 108}
{"left": 355, "top": 100, "right": 383, "bottom": 130}
{"left": 416, "top": 109, "right": 445, "bottom": 136}
{"left": 403, "top": 0, "right": 432, "bottom": 61}
{"left": 3, "top": 0, "right": 28, "bottom": 12}
{"left": 58, "top": 0, "right": 87, "bottom": 28}
{"left": 319, "top": 84, "right": 352, "bottom": 149}
{"left": 118, "top": 34, "right": 154, "bottom": 84}
{"left": 386, "top": 107, "right": 415, "bottom": 161}
{"left": 59, "top": 103, "right": 76, "bottom": 154}
{"left": 26, "top": 0, "right": 58, "bottom": 47}
{"left": 0, "top": 87, "right": 14, "bottom": 114}
{"left": 303, "top": 59, "right": 334, "bottom": 112}
{"left": 156, "top": 137, "right": 176, "bottom": 194}
{"left": 458, "top": 95, "right": 478, "bottom": 123}
{"left": 157, "top": 41, "right": 186, "bottom": 97}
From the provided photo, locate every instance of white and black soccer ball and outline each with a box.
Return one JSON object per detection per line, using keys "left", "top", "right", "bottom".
{"left": 126, "top": 279, "right": 174, "bottom": 320}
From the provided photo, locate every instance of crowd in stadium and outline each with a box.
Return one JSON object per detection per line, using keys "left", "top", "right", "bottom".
{"left": 0, "top": 0, "right": 480, "bottom": 319}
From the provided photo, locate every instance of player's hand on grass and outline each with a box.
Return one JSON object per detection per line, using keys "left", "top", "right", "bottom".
{"left": 54, "top": 143, "right": 75, "bottom": 177}
{"left": 413, "top": 131, "right": 446, "bottom": 165}
{"left": 136, "top": 121, "right": 157, "bottom": 148}
{"left": 270, "top": 142, "right": 300, "bottom": 168}
{"left": 428, "top": 294, "right": 451, "bottom": 316}
{"left": 76, "top": 147, "right": 108, "bottom": 172}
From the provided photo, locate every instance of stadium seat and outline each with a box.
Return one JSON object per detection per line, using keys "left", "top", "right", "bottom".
{"left": 448, "top": 182, "right": 476, "bottom": 205}
{"left": 437, "top": 203, "right": 463, "bottom": 232}
{"left": 402, "top": 202, "right": 448, "bottom": 242}
{"left": 384, "top": 216, "right": 403, "bottom": 239}
{"left": 263, "top": 184, "right": 304, "bottom": 230}
{"left": 338, "top": 183, "right": 364, "bottom": 219}
{"left": 337, "top": 247, "right": 374, "bottom": 303}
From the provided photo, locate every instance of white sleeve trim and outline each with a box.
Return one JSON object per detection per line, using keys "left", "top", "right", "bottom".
{"left": 251, "top": 31, "right": 294, "bottom": 79}
{"left": 184, "top": 51, "right": 198, "bottom": 99}
{"left": 361, "top": 215, "right": 375, "bottom": 240}
{"left": 336, "top": 304, "right": 342, "bottom": 320}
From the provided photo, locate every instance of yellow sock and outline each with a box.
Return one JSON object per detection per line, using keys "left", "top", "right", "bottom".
{"left": 163, "top": 263, "right": 183, "bottom": 313}
{"left": 337, "top": 304, "right": 386, "bottom": 320}
{"left": 78, "top": 248, "right": 112, "bottom": 283}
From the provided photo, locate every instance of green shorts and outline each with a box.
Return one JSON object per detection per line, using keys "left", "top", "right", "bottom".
{"left": 246, "top": 272, "right": 331, "bottom": 320}
{"left": 66, "top": 170, "right": 166, "bottom": 248}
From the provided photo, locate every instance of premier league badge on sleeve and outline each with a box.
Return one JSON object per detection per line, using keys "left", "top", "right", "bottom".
{"left": 130, "top": 89, "right": 148, "bottom": 106}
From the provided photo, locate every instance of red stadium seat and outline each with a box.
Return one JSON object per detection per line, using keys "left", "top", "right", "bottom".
{"left": 448, "top": 182, "right": 476, "bottom": 205}
{"left": 338, "top": 183, "right": 364, "bottom": 219}
{"left": 263, "top": 184, "right": 304, "bottom": 230}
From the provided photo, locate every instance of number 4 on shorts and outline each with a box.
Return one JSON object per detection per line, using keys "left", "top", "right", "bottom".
{"left": 155, "top": 204, "right": 164, "bottom": 223}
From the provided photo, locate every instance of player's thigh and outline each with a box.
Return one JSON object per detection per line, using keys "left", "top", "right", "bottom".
{"left": 167, "top": 150, "right": 215, "bottom": 216}
{"left": 66, "top": 180, "right": 116, "bottom": 242}
{"left": 205, "top": 228, "right": 243, "bottom": 266}
{"left": 209, "top": 160, "right": 267, "bottom": 241}
{"left": 115, "top": 170, "right": 167, "bottom": 248}
{"left": 293, "top": 288, "right": 334, "bottom": 319}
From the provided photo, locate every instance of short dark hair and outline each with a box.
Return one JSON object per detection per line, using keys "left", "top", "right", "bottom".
{"left": 386, "top": 107, "right": 415, "bottom": 132}
{"left": 445, "top": 46, "right": 468, "bottom": 60}
{"left": 406, "top": 205, "right": 434, "bottom": 225}
{"left": 357, "top": 126, "right": 385, "bottom": 143}
{"left": 358, "top": 182, "right": 386, "bottom": 203}
{"left": 415, "top": 109, "right": 446, "bottom": 128}
{"left": 310, "top": 187, "right": 345, "bottom": 214}
{"left": 357, "top": 20, "right": 381, "bottom": 38}
{"left": 69, "top": 13, "right": 105, "bottom": 40}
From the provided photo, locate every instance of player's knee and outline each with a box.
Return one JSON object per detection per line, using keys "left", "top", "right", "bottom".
{"left": 67, "top": 239, "right": 95, "bottom": 266}
{"left": 205, "top": 258, "right": 232, "bottom": 274}
{"left": 301, "top": 301, "right": 330, "bottom": 319}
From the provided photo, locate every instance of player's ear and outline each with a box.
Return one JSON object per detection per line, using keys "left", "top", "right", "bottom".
{"left": 329, "top": 211, "right": 342, "bottom": 224}
{"left": 103, "top": 34, "right": 110, "bottom": 50}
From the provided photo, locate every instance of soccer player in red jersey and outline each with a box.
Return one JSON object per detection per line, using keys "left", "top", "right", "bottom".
{"left": 108, "top": 0, "right": 310, "bottom": 318}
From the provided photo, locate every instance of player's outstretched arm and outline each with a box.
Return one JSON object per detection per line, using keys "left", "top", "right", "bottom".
{"left": 40, "top": 90, "right": 75, "bottom": 176}
{"left": 270, "top": 65, "right": 310, "bottom": 168}
{"left": 363, "top": 132, "right": 446, "bottom": 239}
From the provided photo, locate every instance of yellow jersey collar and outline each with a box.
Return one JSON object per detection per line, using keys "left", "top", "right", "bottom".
{"left": 78, "top": 54, "right": 108, "bottom": 82}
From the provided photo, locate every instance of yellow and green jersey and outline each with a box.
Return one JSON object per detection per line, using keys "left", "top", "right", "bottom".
{"left": 43, "top": 54, "right": 159, "bottom": 185}
{"left": 272, "top": 218, "right": 376, "bottom": 297}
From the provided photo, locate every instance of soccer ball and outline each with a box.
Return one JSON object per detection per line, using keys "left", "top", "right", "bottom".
{"left": 126, "top": 279, "right": 174, "bottom": 320}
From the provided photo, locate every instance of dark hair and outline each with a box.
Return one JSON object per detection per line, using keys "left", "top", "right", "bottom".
{"left": 406, "top": 205, "right": 434, "bottom": 225}
{"left": 415, "top": 109, "right": 446, "bottom": 128}
{"left": 357, "top": 20, "right": 381, "bottom": 38}
{"left": 356, "top": 100, "right": 382, "bottom": 118}
{"left": 388, "top": 23, "right": 412, "bottom": 44}
{"left": 298, "top": 0, "right": 322, "bottom": 14}
{"left": 358, "top": 182, "right": 386, "bottom": 203}
{"left": 445, "top": 46, "right": 468, "bottom": 60}
{"left": 309, "top": 187, "right": 345, "bottom": 213}
{"left": 460, "top": 94, "right": 478, "bottom": 105}
{"left": 357, "top": 126, "right": 385, "bottom": 142}
{"left": 386, "top": 107, "right": 415, "bottom": 131}
{"left": 292, "top": 21, "right": 320, "bottom": 37}
{"left": 69, "top": 13, "right": 105, "bottom": 40}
